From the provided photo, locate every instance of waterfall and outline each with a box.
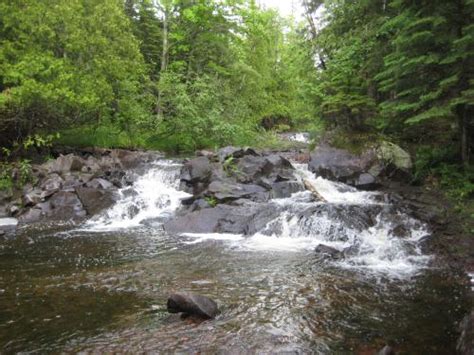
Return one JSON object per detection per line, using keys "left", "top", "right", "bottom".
{"left": 85, "top": 160, "right": 190, "bottom": 231}
{"left": 84, "top": 158, "right": 431, "bottom": 277}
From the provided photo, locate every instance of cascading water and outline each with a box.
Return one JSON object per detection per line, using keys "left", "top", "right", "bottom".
{"left": 180, "top": 162, "right": 431, "bottom": 277}
{"left": 84, "top": 157, "right": 430, "bottom": 277}
{"left": 85, "top": 160, "right": 190, "bottom": 231}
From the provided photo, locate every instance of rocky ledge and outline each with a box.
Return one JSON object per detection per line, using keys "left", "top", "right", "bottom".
{"left": 0, "top": 148, "right": 163, "bottom": 228}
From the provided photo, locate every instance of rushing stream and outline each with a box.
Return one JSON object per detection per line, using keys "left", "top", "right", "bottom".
{"left": 0, "top": 160, "right": 468, "bottom": 353}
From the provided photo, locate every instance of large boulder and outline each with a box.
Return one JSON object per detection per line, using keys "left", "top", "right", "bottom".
{"left": 236, "top": 154, "right": 295, "bottom": 184}
{"left": 315, "top": 244, "right": 344, "bottom": 260}
{"left": 308, "top": 142, "right": 412, "bottom": 189}
{"left": 75, "top": 187, "right": 117, "bottom": 216}
{"left": 308, "top": 144, "right": 375, "bottom": 186}
{"left": 167, "top": 292, "right": 219, "bottom": 319}
{"left": 46, "top": 154, "right": 85, "bottom": 175}
{"left": 48, "top": 191, "right": 86, "bottom": 220}
{"left": 180, "top": 157, "right": 213, "bottom": 185}
{"left": 164, "top": 203, "right": 280, "bottom": 235}
{"left": 207, "top": 180, "right": 269, "bottom": 202}
{"left": 271, "top": 181, "right": 304, "bottom": 199}
{"left": 217, "top": 146, "right": 259, "bottom": 162}
{"left": 40, "top": 174, "right": 64, "bottom": 198}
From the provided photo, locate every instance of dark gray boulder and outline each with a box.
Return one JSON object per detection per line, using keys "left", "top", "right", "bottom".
{"left": 164, "top": 203, "right": 279, "bottom": 235}
{"left": 181, "top": 157, "right": 213, "bottom": 185}
{"left": 315, "top": 244, "right": 344, "bottom": 259}
{"left": 48, "top": 191, "right": 86, "bottom": 220}
{"left": 22, "top": 189, "right": 43, "bottom": 207}
{"left": 86, "top": 178, "right": 114, "bottom": 190}
{"left": 217, "top": 146, "right": 259, "bottom": 162}
{"left": 207, "top": 180, "right": 269, "bottom": 202}
{"left": 309, "top": 144, "right": 375, "bottom": 186}
{"left": 235, "top": 154, "right": 295, "bottom": 184}
{"left": 309, "top": 142, "right": 413, "bottom": 189}
{"left": 46, "top": 154, "right": 85, "bottom": 174}
{"left": 167, "top": 292, "right": 219, "bottom": 319}
{"left": 75, "top": 187, "right": 117, "bottom": 216}
{"left": 271, "top": 181, "right": 304, "bottom": 199}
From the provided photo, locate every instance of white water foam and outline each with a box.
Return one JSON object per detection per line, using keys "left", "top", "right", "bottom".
{"left": 287, "top": 133, "right": 310, "bottom": 144}
{"left": 292, "top": 163, "right": 380, "bottom": 205}
{"left": 80, "top": 157, "right": 430, "bottom": 277}
{"left": 178, "top": 163, "right": 430, "bottom": 277}
{"left": 85, "top": 160, "right": 190, "bottom": 231}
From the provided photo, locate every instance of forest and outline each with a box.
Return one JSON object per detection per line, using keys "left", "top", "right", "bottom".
{"left": 0, "top": 0, "right": 473, "bottom": 200}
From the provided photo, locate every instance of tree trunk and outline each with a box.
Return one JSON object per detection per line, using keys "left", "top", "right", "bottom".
{"left": 460, "top": 106, "right": 470, "bottom": 167}
{"left": 156, "top": 5, "right": 169, "bottom": 118}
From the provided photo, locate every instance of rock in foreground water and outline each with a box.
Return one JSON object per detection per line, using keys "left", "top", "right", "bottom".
{"left": 167, "top": 292, "right": 219, "bottom": 319}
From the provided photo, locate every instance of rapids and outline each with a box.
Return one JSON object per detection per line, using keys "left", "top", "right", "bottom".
{"left": 0, "top": 159, "right": 468, "bottom": 353}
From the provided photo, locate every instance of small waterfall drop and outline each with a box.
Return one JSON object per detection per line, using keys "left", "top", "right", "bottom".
{"left": 82, "top": 157, "right": 430, "bottom": 277}
{"left": 85, "top": 160, "right": 190, "bottom": 231}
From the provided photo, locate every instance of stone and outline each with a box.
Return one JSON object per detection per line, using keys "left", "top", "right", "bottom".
{"left": 40, "top": 174, "right": 64, "bottom": 193}
{"left": 217, "top": 146, "right": 259, "bottom": 162}
{"left": 352, "top": 173, "right": 377, "bottom": 190}
{"left": 315, "top": 244, "right": 344, "bottom": 259}
{"left": 196, "top": 150, "right": 215, "bottom": 158}
{"left": 271, "top": 181, "right": 304, "bottom": 199}
{"left": 167, "top": 292, "right": 219, "bottom": 319}
{"left": 377, "top": 141, "right": 412, "bottom": 171}
{"left": 180, "top": 157, "right": 213, "bottom": 184}
{"left": 309, "top": 144, "right": 374, "bottom": 183}
{"left": 22, "top": 189, "right": 43, "bottom": 207}
{"left": 236, "top": 154, "right": 295, "bottom": 184}
{"left": 309, "top": 142, "right": 413, "bottom": 188}
{"left": 75, "top": 187, "right": 116, "bottom": 215}
{"left": 49, "top": 191, "right": 86, "bottom": 220}
{"left": 207, "top": 180, "right": 269, "bottom": 202}
{"left": 18, "top": 208, "right": 42, "bottom": 223}
{"left": 47, "top": 154, "right": 85, "bottom": 174}
{"left": 164, "top": 203, "right": 280, "bottom": 235}
{"left": 86, "top": 178, "right": 114, "bottom": 190}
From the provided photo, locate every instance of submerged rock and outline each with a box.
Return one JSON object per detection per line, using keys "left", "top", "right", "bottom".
{"left": 315, "top": 244, "right": 344, "bottom": 259}
{"left": 167, "top": 292, "right": 219, "bottom": 319}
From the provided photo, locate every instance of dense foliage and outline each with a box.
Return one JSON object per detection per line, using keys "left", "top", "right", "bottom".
{"left": 305, "top": 0, "right": 474, "bottom": 167}
{"left": 0, "top": 0, "right": 317, "bottom": 152}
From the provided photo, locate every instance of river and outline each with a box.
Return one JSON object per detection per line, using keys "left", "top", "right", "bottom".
{"left": 0, "top": 159, "right": 469, "bottom": 353}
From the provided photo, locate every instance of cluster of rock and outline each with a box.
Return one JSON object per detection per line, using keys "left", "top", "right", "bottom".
{"left": 164, "top": 147, "right": 309, "bottom": 235}
{"left": 0, "top": 149, "right": 162, "bottom": 229}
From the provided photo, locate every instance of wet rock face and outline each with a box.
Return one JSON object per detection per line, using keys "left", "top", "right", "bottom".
{"left": 167, "top": 292, "right": 219, "bottom": 319}
{"left": 308, "top": 142, "right": 412, "bottom": 189}
{"left": 315, "top": 244, "right": 344, "bottom": 260}
{"left": 164, "top": 203, "right": 279, "bottom": 235}
{"left": 179, "top": 147, "right": 303, "bottom": 208}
